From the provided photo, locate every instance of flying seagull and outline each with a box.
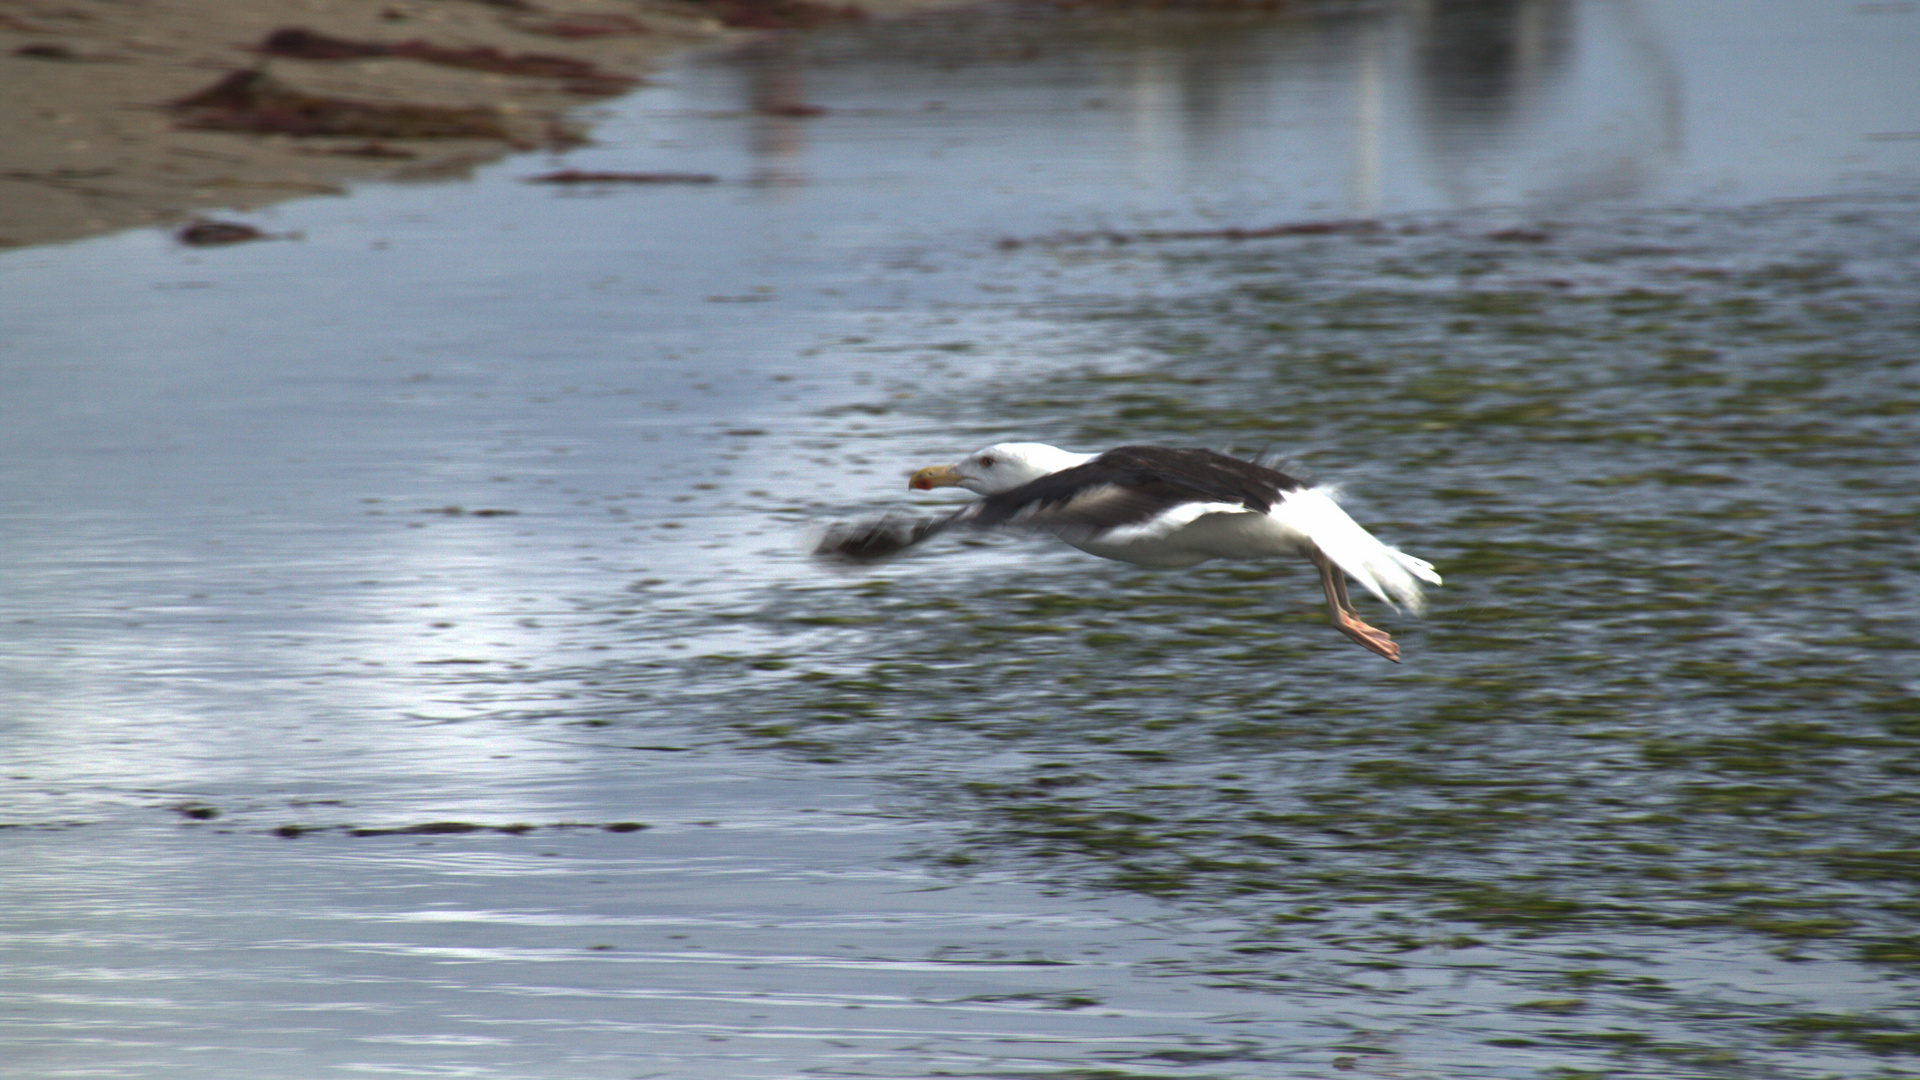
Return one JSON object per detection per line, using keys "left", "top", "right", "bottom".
{"left": 815, "top": 443, "right": 1440, "bottom": 662}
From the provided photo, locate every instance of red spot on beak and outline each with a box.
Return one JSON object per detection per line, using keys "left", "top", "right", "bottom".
{"left": 909, "top": 477, "right": 931, "bottom": 490}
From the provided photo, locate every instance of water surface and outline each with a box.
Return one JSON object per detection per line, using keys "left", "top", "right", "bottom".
{"left": 4, "top": 2, "right": 1919, "bottom": 1078}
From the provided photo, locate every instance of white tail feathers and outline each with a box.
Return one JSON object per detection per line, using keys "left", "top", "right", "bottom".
{"left": 1275, "top": 488, "right": 1442, "bottom": 614}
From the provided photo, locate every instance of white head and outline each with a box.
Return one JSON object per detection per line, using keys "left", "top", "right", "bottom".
{"left": 908, "top": 442, "right": 1093, "bottom": 495}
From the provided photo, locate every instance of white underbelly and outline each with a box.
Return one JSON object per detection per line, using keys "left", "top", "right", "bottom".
{"left": 1068, "top": 509, "right": 1315, "bottom": 569}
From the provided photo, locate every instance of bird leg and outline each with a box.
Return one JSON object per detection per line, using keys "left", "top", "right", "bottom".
{"left": 1326, "top": 560, "right": 1358, "bottom": 615}
{"left": 1314, "top": 553, "right": 1399, "bottom": 663}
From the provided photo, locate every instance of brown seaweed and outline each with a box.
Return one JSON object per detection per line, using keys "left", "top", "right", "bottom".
{"left": 756, "top": 101, "right": 826, "bottom": 117}
{"left": 694, "top": 0, "right": 866, "bottom": 30}
{"left": 512, "top": 13, "right": 652, "bottom": 38}
{"left": 272, "top": 820, "right": 652, "bottom": 838}
{"left": 15, "top": 42, "right": 79, "bottom": 60}
{"left": 300, "top": 141, "right": 420, "bottom": 159}
{"left": 1000, "top": 219, "right": 1384, "bottom": 249}
{"left": 176, "top": 219, "right": 266, "bottom": 246}
{"left": 170, "top": 69, "right": 510, "bottom": 139}
{"left": 253, "top": 27, "right": 639, "bottom": 94}
{"left": 526, "top": 169, "right": 719, "bottom": 184}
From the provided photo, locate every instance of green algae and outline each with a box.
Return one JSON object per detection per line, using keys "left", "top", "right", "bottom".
{"left": 566, "top": 199, "right": 1920, "bottom": 1080}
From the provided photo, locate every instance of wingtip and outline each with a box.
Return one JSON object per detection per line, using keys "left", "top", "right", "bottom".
{"left": 813, "top": 513, "right": 948, "bottom": 564}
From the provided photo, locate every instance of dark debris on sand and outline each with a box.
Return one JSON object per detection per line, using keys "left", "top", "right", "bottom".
{"left": 170, "top": 69, "right": 511, "bottom": 140}
{"left": 253, "top": 27, "right": 640, "bottom": 96}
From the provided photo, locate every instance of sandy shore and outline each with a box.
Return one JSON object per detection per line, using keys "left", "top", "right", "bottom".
{"left": 0, "top": 0, "right": 953, "bottom": 249}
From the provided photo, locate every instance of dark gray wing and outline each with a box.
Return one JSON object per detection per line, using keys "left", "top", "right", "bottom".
{"left": 960, "top": 446, "right": 1303, "bottom": 541}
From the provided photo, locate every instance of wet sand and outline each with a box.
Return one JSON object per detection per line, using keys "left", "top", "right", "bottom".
{"left": 0, "top": 0, "right": 954, "bottom": 250}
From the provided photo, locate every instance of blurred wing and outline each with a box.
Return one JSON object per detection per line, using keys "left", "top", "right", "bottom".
{"left": 959, "top": 446, "right": 1299, "bottom": 543}
{"left": 813, "top": 512, "right": 958, "bottom": 563}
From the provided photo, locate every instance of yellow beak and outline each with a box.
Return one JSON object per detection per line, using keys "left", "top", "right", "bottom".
{"left": 908, "top": 464, "right": 964, "bottom": 491}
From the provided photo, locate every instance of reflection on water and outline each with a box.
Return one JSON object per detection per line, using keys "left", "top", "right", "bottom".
{"left": 1413, "top": 0, "right": 1576, "bottom": 142}
{"left": 4, "top": 1, "right": 1920, "bottom": 1078}
{"left": 1411, "top": 0, "right": 1587, "bottom": 203}
{"left": 711, "top": 0, "right": 1909, "bottom": 218}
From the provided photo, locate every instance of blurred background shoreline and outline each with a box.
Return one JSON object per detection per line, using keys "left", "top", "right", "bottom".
{"left": 0, "top": 0, "right": 969, "bottom": 249}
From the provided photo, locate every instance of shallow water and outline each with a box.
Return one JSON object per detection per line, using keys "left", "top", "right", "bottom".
{"left": 4, "top": 1, "right": 1920, "bottom": 1078}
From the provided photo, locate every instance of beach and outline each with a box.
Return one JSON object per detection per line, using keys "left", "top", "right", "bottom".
{"left": 0, "top": 0, "right": 948, "bottom": 249}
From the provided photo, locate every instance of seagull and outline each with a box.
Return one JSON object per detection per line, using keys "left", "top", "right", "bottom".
{"left": 816, "top": 443, "right": 1440, "bottom": 661}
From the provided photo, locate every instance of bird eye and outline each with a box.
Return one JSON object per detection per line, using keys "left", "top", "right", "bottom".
{"left": 979, "top": 455, "right": 997, "bottom": 468}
